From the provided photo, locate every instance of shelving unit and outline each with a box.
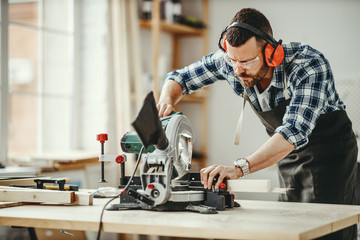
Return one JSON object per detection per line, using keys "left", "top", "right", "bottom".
{"left": 139, "top": 20, "right": 205, "bottom": 36}
{"left": 139, "top": 0, "right": 209, "bottom": 169}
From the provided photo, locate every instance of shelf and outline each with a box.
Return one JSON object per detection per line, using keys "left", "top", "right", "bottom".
{"left": 139, "top": 20, "right": 205, "bottom": 36}
{"left": 139, "top": 0, "right": 209, "bottom": 167}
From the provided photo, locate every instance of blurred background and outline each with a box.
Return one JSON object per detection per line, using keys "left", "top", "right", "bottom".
{"left": 0, "top": 0, "right": 360, "bottom": 201}
{"left": 1, "top": 0, "right": 360, "bottom": 239}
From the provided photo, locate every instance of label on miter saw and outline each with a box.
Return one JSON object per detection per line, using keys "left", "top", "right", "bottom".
{"left": 98, "top": 154, "right": 117, "bottom": 162}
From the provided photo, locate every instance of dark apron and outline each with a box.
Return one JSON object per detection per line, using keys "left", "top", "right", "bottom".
{"left": 250, "top": 99, "right": 358, "bottom": 240}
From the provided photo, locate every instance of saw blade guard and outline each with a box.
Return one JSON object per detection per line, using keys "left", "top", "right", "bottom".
{"left": 165, "top": 114, "right": 193, "bottom": 178}
{"left": 139, "top": 113, "right": 193, "bottom": 206}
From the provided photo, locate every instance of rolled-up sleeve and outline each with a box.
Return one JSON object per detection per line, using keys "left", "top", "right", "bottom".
{"left": 275, "top": 58, "right": 331, "bottom": 149}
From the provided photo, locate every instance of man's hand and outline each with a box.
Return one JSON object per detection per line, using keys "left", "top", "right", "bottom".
{"left": 157, "top": 80, "right": 183, "bottom": 117}
{"left": 200, "top": 165, "right": 242, "bottom": 190}
{"left": 199, "top": 133, "right": 295, "bottom": 191}
{"left": 157, "top": 102, "right": 175, "bottom": 118}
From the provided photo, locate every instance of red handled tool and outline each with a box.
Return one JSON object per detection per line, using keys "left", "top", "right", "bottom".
{"left": 97, "top": 133, "right": 108, "bottom": 183}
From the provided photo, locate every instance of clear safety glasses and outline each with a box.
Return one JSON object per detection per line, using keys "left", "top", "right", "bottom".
{"left": 223, "top": 53, "right": 260, "bottom": 70}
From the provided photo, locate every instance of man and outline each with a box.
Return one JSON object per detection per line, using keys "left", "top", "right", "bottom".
{"left": 157, "top": 8, "right": 357, "bottom": 239}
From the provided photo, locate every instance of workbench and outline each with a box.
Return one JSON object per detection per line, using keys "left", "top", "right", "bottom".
{"left": 1, "top": 198, "right": 360, "bottom": 240}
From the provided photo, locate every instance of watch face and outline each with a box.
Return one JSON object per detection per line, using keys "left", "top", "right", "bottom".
{"left": 234, "top": 158, "right": 250, "bottom": 177}
{"left": 236, "top": 158, "right": 247, "bottom": 166}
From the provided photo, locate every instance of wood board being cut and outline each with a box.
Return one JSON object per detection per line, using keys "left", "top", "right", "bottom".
{"left": 227, "top": 179, "right": 289, "bottom": 194}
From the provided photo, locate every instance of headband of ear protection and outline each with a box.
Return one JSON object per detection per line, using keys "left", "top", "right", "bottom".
{"left": 218, "top": 22, "right": 284, "bottom": 67}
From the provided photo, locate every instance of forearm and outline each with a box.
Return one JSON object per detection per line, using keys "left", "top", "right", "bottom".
{"left": 246, "top": 133, "right": 295, "bottom": 173}
{"left": 200, "top": 133, "right": 295, "bottom": 189}
{"left": 157, "top": 80, "right": 184, "bottom": 117}
{"left": 158, "top": 80, "right": 184, "bottom": 105}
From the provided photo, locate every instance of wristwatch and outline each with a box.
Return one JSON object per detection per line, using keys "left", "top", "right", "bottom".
{"left": 234, "top": 158, "right": 250, "bottom": 177}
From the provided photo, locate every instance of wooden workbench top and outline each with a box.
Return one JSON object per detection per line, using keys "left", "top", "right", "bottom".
{"left": 0, "top": 198, "right": 359, "bottom": 240}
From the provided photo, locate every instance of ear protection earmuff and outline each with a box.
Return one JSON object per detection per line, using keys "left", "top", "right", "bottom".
{"left": 218, "top": 22, "right": 284, "bottom": 67}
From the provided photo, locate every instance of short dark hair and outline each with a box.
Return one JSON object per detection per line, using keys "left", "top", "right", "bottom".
{"left": 227, "top": 8, "right": 273, "bottom": 47}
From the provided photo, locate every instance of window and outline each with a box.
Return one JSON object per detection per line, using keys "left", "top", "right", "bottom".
{"left": 1, "top": 0, "right": 75, "bottom": 164}
{"left": 1, "top": 0, "right": 113, "bottom": 167}
{"left": 0, "top": 1, "right": 10, "bottom": 166}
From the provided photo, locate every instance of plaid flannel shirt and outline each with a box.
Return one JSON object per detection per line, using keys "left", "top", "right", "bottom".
{"left": 165, "top": 42, "right": 345, "bottom": 149}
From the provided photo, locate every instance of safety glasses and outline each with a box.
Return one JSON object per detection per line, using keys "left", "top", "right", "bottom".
{"left": 224, "top": 53, "right": 260, "bottom": 70}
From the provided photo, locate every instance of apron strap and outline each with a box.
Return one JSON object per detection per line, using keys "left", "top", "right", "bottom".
{"left": 283, "top": 64, "right": 290, "bottom": 100}
{"left": 233, "top": 91, "right": 247, "bottom": 146}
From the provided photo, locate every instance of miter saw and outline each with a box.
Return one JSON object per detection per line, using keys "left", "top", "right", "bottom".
{"left": 106, "top": 91, "right": 239, "bottom": 214}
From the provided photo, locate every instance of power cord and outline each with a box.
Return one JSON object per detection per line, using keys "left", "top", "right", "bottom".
{"left": 96, "top": 147, "right": 145, "bottom": 240}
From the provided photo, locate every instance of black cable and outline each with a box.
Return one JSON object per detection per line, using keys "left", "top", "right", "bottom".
{"left": 96, "top": 146, "right": 145, "bottom": 240}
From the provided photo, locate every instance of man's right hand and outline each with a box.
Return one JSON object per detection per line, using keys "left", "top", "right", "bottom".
{"left": 157, "top": 102, "right": 175, "bottom": 117}
{"left": 156, "top": 80, "right": 184, "bottom": 117}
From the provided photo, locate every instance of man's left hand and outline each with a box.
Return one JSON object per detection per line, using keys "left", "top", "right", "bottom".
{"left": 200, "top": 165, "right": 242, "bottom": 190}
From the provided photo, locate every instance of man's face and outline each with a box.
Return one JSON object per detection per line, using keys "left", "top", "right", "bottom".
{"left": 225, "top": 36, "right": 269, "bottom": 88}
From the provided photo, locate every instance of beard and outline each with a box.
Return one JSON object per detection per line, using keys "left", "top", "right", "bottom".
{"left": 236, "top": 64, "right": 270, "bottom": 88}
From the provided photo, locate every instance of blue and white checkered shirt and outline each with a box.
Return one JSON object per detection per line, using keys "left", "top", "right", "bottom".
{"left": 165, "top": 42, "right": 345, "bottom": 149}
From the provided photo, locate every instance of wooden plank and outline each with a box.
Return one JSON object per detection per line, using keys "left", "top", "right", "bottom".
{"left": 332, "top": 215, "right": 358, "bottom": 233}
{"left": 0, "top": 186, "right": 92, "bottom": 206}
{"left": 139, "top": 20, "right": 204, "bottom": 36}
{"left": 227, "top": 179, "right": 290, "bottom": 194}
{"left": 0, "top": 187, "right": 75, "bottom": 204}
{"left": 227, "top": 179, "right": 271, "bottom": 192}
{"left": 299, "top": 225, "right": 332, "bottom": 240}
{"left": 73, "top": 192, "right": 93, "bottom": 206}
{"left": 0, "top": 201, "right": 24, "bottom": 208}
{"left": 0, "top": 177, "right": 37, "bottom": 186}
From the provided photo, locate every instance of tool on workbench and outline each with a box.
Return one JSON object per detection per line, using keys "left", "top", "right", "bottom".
{"left": 10, "top": 177, "right": 79, "bottom": 191}
{"left": 97, "top": 133, "right": 109, "bottom": 183}
{"left": 35, "top": 177, "right": 79, "bottom": 191}
{"left": 115, "top": 154, "right": 128, "bottom": 186}
{"left": 106, "top": 91, "right": 239, "bottom": 214}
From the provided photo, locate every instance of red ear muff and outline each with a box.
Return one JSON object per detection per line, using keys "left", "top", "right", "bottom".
{"left": 222, "top": 37, "right": 227, "bottom": 52}
{"left": 264, "top": 43, "right": 284, "bottom": 67}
